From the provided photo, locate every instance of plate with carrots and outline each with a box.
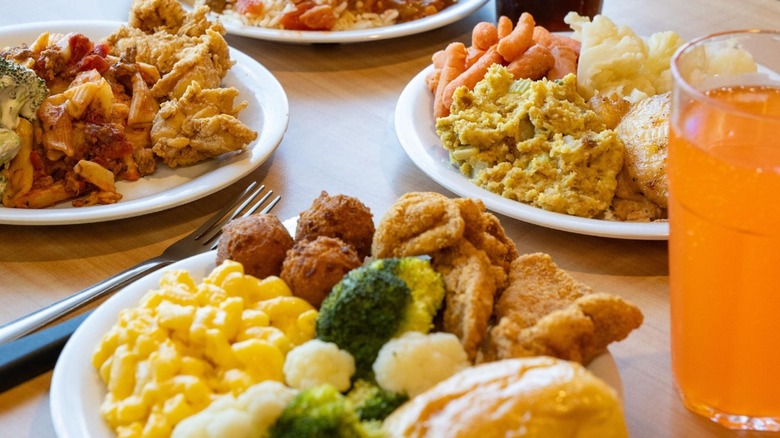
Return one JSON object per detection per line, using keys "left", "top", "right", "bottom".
{"left": 394, "top": 14, "right": 669, "bottom": 240}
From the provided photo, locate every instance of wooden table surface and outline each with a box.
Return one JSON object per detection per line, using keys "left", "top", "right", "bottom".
{"left": 1, "top": 0, "right": 779, "bottom": 436}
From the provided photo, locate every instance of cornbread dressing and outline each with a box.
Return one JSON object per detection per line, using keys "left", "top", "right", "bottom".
{"left": 436, "top": 65, "right": 624, "bottom": 218}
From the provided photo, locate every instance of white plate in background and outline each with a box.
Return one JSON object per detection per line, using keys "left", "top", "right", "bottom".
{"left": 0, "top": 21, "right": 289, "bottom": 225}
{"left": 394, "top": 65, "right": 669, "bottom": 240}
{"left": 184, "top": 0, "right": 488, "bottom": 44}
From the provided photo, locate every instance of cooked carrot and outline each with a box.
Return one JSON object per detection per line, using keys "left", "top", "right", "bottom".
{"left": 497, "top": 15, "right": 513, "bottom": 38}
{"left": 442, "top": 47, "right": 503, "bottom": 110}
{"left": 505, "top": 44, "right": 555, "bottom": 80}
{"left": 432, "top": 49, "right": 446, "bottom": 69}
{"left": 465, "top": 46, "right": 487, "bottom": 69}
{"left": 547, "top": 44, "right": 578, "bottom": 80}
{"left": 551, "top": 34, "right": 581, "bottom": 54}
{"left": 472, "top": 22, "right": 498, "bottom": 51}
{"left": 433, "top": 42, "right": 467, "bottom": 118}
{"left": 497, "top": 12, "right": 535, "bottom": 62}
{"left": 532, "top": 25, "right": 553, "bottom": 47}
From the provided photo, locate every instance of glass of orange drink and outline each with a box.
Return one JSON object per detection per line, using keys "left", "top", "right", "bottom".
{"left": 669, "top": 30, "right": 780, "bottom": 431}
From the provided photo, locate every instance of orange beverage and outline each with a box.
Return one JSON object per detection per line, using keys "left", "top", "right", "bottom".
{"left": 669, "top": 31, "right": 780, "bottom": 431}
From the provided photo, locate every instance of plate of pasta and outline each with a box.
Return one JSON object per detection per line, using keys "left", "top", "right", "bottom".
{"left": 180, "top": 0, "right": 489, "bottom": 44}
{"left": 0, "top": 21, "right": 289, "bottom": 225}
{"left": 394, "top": 65, "right": 669, "bottom": 240}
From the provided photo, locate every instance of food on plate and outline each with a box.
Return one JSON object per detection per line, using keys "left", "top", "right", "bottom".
{"left": 566, "top": 13, "right": 683, "bottom": 103}
{"left": 436, "top": 66, "right": 624, "bottom": 218}
{"left": 190, "top": 0, "right": 456, "bottom": 32}
{"left": 280, "top": 235, "right": 363, "bottom": 308}
{"left": 482, "top": 252, "right": 643, "bottom": 364}
{"left": 93, "top": 191, "right": 641, "bottom": 436}
{"left": 315, "top": 257, "right": 446, "bottom": 378}
{"left": 373, "top": 331, "right": 470, "bottom": 398}
{"left": 295, "top": 191, "right": 375, "bottom": 260}
{"left": 92, "top": 261, "right": 317, "bottom": 438}
{"left": 615, "top": 92, "right": 670, "bottom": 209}
{"left": 268, "top": 384, "right": 384, "bottom": 437}
{"left": 150, "top": 81, "right": 258, "bottom": 167}
{"left": 283, "top": 339, "right": 356, "bottom": 391}
{"left": 0, "top": 0, "right": 257, "bottom": 208}
{"left": 427, "top": 13, "right": 582, "bottom": 118}
{"left": 382, "top": 356, "right": 629, "bottom": 437}
{"left": 217, "top": 213, "right": 294, "bottom": 278}
{"left": 373, "top": 191, "right": 519, "bottom": 360}
{"left": 172, "top": 380, "right": 298, "bottom": 438}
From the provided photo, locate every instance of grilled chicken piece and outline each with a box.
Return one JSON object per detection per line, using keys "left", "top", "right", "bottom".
{"left": 615, "top": 92, "right": 670, "bottom": 209}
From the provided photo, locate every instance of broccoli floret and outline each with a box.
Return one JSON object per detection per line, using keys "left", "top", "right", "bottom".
{"left": 317, "top": 266, "right": 411, "bottom": 377}
{"left": 0, "top": 57, "right": 47, "bottom": 130}
{"left": 269, "top": 384, "right": 385, "bottom": 438}
{"left": 346, "top": 379, "right": 408, "bottom": 422}
{"left": 315, "top": 257, "right": 446, "bottom": 379}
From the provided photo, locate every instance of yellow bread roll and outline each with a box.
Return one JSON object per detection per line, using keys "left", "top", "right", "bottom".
{"left": 382, "top": 356, "right": 628, "bottom": 438}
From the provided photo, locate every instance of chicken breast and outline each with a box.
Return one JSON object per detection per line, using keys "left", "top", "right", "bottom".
{"left": 615, "top": 92, "right": 670, "bottom": 208}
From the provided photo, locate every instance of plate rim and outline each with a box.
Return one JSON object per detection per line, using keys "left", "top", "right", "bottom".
{"left": 0, "top": 20, "right": 290, "bottom": 226}
{"left": 199, "top": 0, "right": 489, "bottom": 44}
{"left": 50, "top": 249, "right": 623, "bottom": 438}
{"left": 394, "top": 64, "right": 670, "bottom": 240}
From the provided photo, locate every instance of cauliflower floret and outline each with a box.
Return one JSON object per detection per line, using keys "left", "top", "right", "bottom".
{"left": 171, "top": 381, "right": 298, "bottom": 438}
{"left": 373, "top": 331, "right": 470, "bottom": 398}
{"left": 283, "top": 339, "right": 356, "bottom": 392}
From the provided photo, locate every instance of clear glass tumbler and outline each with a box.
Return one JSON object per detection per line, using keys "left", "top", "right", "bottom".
{"left": 669, "top": 30, "right": 780, "bottom": 431}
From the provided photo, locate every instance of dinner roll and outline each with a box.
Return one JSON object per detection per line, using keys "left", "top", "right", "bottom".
{"left": 382, "top": 356, "right": 628, "bottom": 438}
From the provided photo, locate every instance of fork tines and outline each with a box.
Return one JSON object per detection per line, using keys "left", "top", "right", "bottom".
{"left": 195, "top": 182, "right": 281, "bottom": 249}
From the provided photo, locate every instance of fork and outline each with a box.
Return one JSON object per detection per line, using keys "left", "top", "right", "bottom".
{"left": 0, "top": 181, "right": 280, "bottom": 345}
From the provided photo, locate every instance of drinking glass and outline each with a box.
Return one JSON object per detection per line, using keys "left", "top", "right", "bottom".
{"left": 495, "top": 0, "right": 603, "bottom": 32}
{"left": 669, "top": 30, "right": 780, "bottom": 431}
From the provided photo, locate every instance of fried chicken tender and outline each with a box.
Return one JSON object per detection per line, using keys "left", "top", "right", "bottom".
{"left": 295, "top": 192, "right": 375, "bottom": 260}
{"left": 481, "top": 253, "right": 643, "bottom": 365}
{"left": 372, "top": 192, "right": 465, "bottom": 259}
{"left": 281, "top": 236, "right": 363, "bottom": 308}
{"left": 150, "top": 81, "right": 257, "bottom": 167}
{"left": 372, "top": 192, "right": 519, "bottom": 360}
{"left": 108, "top": 0, "right": 232, "bottom": 99}
{"left": 216, "top": 214, "right": 294, "bottom": 279}
{"left": 433, "top": 241, "right": 498, "bottom": 361}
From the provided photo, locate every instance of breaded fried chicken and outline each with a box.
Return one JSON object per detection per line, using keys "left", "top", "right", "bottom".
{"left": 295, "top": 192, "right": 375, "bottom": 260}
{"left": 150, "top": 81, "right": 257, "bottom": 167}
{"left": 481, "top": 253, "right": 643, "bottom": 365}
{"left": 372, "top": 192, "right": 519, "bottom": 360}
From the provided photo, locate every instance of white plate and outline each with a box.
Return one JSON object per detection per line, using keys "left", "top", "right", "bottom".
{"left": 0, "top": 21, "right": 289, "bottom": 226}
{"left": 51, "top": 249, "right": 624, "bottom": 438}
{"left": 192, "top": 0, "right": 488, "bottom": 44}
{"left": 394, "top": 65, "right": 670, "bottom": 240}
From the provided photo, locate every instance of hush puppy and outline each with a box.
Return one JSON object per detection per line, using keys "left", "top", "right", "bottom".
{"left": 281, "top": 236, "right": 363, "bottom": 308}
{"left": 216, "top": 214, "right": 294, "bottom": 279}
{"left": 295, "top": 191, "right": 375, "bottom": 260}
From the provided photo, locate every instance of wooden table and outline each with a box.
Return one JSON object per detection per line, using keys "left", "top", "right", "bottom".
{"left": 1, "top": 0, "right": 778, "bottom": 436}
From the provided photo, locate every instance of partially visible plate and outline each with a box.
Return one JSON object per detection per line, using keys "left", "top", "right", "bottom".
{"left": 0, "top": 21, "right": 289, "bottom": 226}
{"left": 187, "top": 0, "right": 488, "bottom": 44}
{"left": 51, "top": 248, "right": 624, "bottom": 438}
{"left": 394, "top": 65, "right": 669, "bottom": 240}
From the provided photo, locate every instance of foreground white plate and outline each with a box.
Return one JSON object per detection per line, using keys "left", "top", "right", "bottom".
{"left": 192, "top": 0, "right": 488, "bottom": 44}
{"left": 51, "top": 249, "right": 624, "bottom": 438}
{"left": 394, "top": 65, "right": 669, "bottom": 240}
{"left": 0, "top": 21, "right": 289, "bottom": 226}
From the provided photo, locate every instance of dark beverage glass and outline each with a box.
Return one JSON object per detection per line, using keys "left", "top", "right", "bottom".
{"left": 496, "top": 0, "right": 603, "bottom": 32}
